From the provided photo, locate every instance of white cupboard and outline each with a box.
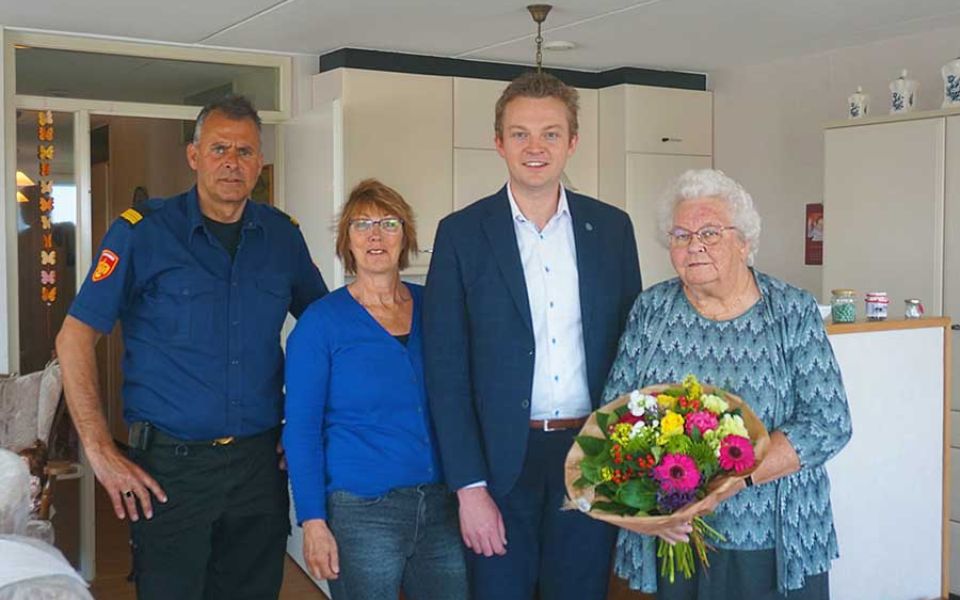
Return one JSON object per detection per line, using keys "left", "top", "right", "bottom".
{"left": 599, "top": 84, "right": 713, "bottom": 287}
{"left": 452, "top": 77, "right": 599, "bottom": 202}
{"left": 822, "top": 108, "right": 960, "bottom": 594}
{"left": 313, "top": 68, "right": 453, "bottom": 275}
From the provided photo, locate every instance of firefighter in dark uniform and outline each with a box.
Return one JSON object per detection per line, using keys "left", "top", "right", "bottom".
{"left": 56, "top": 94, "right": 328, "bottom": 600}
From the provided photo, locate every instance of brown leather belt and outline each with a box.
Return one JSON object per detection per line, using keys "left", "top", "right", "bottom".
{"left": 529, "top": 417, "right": 588, "bottom": 432}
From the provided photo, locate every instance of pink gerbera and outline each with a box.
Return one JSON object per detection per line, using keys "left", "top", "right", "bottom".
{"left": 652, "top": 454, "right": 701, "bottom": 493}
{"left": 718, "top": 435, "right": 756, "bottom": 473}
{"left": 684, "top": 411, "right": 718, "bottom": 436}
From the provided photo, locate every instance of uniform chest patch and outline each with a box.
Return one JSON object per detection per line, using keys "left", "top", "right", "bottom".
{"left": 92, "top": 249, "right": 119, "bottom": 282}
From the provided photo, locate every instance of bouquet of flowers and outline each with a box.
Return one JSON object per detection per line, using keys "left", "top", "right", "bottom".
{"left": 564, "top": 375, "right": 769, "bottom": 581}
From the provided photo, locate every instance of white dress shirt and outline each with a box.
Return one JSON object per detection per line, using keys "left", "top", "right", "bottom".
{"left": 507, "top": 184, "right": 592, "bottom": 420}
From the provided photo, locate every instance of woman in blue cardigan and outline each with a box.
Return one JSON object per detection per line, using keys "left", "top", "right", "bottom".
{"left": 284, "top": 179, "right": 467, "bottom": 600}
{"left": 605, "top": 169, "right": 852, "bottom": 599}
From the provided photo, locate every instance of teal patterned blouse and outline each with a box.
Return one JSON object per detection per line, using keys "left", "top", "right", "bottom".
{"left": 603, "top": 270, "right": 852, "bottom": 594}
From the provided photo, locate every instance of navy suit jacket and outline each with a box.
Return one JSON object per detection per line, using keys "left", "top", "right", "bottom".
{"left": 423, "top": 186, "right": 642, "bottom": 496}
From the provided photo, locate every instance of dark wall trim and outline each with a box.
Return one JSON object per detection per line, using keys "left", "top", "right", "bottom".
{"left": 319, "top": 48, "right": 706, "bottom": 91}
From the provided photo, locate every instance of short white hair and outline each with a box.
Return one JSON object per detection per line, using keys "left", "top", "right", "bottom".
{"left": 657, "top": 169, "right": 762, "bottom": 265}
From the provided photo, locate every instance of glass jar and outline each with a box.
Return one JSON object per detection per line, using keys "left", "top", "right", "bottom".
{"left": 831, "top": 289, "right": 857, "bottom": 324}
{"left": 865, "top": 292, "right": 889, "bottom": 320}
{"left": 904, "top": 298, "right": 924, "bottom": 319}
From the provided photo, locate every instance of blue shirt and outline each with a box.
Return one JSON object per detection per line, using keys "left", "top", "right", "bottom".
{"left": 283, "top": 285, "right": 442, "bottom": 523}
{"left": 68, "top": 187, "right": 328, "bottom": 440}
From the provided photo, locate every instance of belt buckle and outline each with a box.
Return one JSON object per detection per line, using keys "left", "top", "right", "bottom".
{"left": 212, "top": 436, "right": 235, "bottom": 446}
{"left": 542, "top": 420, "right": 557, "bottom": 432}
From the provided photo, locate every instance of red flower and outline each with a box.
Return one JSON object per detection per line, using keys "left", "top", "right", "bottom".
{"left": 618, "top": 412, "right": 643, "bottom": 425}
{"left": 718, "top": 435, "right": 756, "bottom": 473}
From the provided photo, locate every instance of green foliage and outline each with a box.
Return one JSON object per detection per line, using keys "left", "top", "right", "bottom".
{"left": 688, "top": 440, "right": 718, "bottom": 480}
{"left": 664, "top": 435, "right": 692, "bottom": 454}
{"left": 573, "top": 476, "right": 591, "bottom": 489}
{"left": 595, "top": 411, "right": 612, "bottom": 434}
{"left": 591, "top": 501, "right": 636, "bottom": 516}
{"left": 576, "top": 435, "right": 608, "bottom": 457}
{"left": 579, "top": 454, "right": 605, "bottom": 483}
{"left": 615, "top": 478, "right": 658, "bottom": 512}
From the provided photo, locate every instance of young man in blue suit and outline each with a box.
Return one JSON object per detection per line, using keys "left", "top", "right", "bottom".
{"left": 424, "top": 72, "right": 642, "bottom": 600}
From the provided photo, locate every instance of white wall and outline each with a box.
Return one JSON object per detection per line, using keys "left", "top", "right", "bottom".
{"left": 712, "top": 24, "right": 960, "bottom": 300}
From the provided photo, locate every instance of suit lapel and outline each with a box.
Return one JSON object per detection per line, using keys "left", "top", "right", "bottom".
{"left": 568, "top": 192, "right": 599, "bottom": 335}
{"left": 481, "top": 188, "right": 533, "bottom": 333}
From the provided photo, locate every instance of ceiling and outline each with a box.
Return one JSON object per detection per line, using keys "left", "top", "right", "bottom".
{"left": 2, "top": 0, "right": 960, "bottom": 73}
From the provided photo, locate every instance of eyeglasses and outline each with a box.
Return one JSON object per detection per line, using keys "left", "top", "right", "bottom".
{"left": 349, "top": 217, "right": 404, "bottom": 234}
{"left": 668, "top": 226, "right": 738, "bottom": 248}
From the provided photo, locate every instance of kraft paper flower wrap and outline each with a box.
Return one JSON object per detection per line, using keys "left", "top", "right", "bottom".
{"left": 563, "top": 376, "right": 770, "bottom": 581}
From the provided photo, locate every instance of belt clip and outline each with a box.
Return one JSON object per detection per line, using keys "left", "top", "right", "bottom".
{"left": 542, "top": 420, "right": 557, "bottom": 432}
{"left": 212, "top": 436, "right": 235, "bottom": 446}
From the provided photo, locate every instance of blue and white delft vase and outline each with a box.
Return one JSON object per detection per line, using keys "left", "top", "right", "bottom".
{"left": 942, "top": 58, "right": 960, "bottom": 108}
{"left": 848, "top": 86, "right": 869, "bottom": 119}
{"left": 889, "top": 69, "right": 918, "bottom": 114}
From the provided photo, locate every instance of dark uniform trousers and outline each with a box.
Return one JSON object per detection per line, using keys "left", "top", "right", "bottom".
{"left": 128, "top": 427, "right": 289, "bottom": 600}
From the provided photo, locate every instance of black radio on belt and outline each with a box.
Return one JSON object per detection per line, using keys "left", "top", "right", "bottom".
{"left": 129, "top": 421, "right": 155, "bottom": 451}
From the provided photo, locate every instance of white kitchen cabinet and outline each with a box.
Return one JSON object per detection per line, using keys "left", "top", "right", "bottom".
{"left": 622, "top": 85, "right": 712, "bottom": 156}
{"left": 626, "top": 153, "right": 712, "bottom": 286}
{"left": 599, "top": 84, "right": 713, "bottom": 288}
{"left": 823, "top": 118, "right": 945, "bottom": 316}
{"left": 453, "top": 148, "right": 507, "bottom": 211}
{"left": 313, "top": 68, "right": 453, "bottom": 275}
{"left": 453, "top": 77, "right": 598, "bottom": 197}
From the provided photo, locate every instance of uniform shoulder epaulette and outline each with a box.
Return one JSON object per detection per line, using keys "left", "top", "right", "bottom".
{"left": 265, "top": 204, "right": 300, "bottom": 228}
{"left": 118, "top": 198, "right": 161, "bottom": 227}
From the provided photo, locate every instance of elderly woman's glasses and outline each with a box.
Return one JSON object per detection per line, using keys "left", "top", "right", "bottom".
{"left": 668, "top": 226, "right": 738, "bottom": 248}
{"left": 349, "top": 217, "right": 404, "bottom": 234}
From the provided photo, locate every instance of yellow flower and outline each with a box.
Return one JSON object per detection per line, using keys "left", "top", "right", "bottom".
{"left": 657, "top": 394, "right": 677, "bottom": 411}
{"left": 683, "top": 374, "right": 703, "bottom": 400}
{"left": 657, "top": 410, "right": 685, "bottom": 444}
{"left": 611, "top": 422, "right": 634, "bottom": 446}
{"left": 600, "top": 466, "right": 613, "bottom": 482}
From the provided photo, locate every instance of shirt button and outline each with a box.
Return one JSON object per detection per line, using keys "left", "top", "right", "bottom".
{"left": 521, "top": 399, "right": 529, "bottom": 409}
{"left": 549, "top": 302, "right": 554, "bottom": 308}
{"left": 232, "top": 321, "right": 240, "bottom": 326}
{"left": 417, "top": 407, "right": 423, "bottom": 413}
{"left": 551, "top": 338, "right": 556, "bottom": 344}
{"left": 545, "top": 266, "right": 550, "bottom": 273}
{"left": 554, "top": 375, "right": 559, "bottom": 382}
{"left": 231, "top": 282, "right": 238, "bottom": 287}
{"left": 230, "top": 359, "right": 239, "bottom": 365}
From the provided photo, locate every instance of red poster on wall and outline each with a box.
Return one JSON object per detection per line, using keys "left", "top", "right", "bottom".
{"left": 805, "top": 203, "right": 823, "bottom": 265}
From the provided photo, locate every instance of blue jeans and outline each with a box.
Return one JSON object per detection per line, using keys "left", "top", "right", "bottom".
{"left": 326, "top": 483, "right": 468, "bottom": 600}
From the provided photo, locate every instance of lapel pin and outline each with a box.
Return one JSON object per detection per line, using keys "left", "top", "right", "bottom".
{"left": 585, "top": 222, "right": 594, "bottom": 231}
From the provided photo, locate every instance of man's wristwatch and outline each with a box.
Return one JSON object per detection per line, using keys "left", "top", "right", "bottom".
{"left": 744, "top": 475, "right": 755, "bottom": 488}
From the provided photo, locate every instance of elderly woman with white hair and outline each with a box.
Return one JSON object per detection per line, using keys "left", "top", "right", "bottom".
{"left": 603, "top": 169, "right": 852, "bottom": 599}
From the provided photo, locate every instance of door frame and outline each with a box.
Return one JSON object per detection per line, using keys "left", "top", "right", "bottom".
{"left": 3, "top": 29, "right": 295, "bottom": 581}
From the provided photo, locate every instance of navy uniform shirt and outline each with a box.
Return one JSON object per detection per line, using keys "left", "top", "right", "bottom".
{"left": 68, "top": 186, "right": 328, "bottom": 440}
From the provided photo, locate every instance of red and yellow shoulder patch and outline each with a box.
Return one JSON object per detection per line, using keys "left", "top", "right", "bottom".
{"left": 92, "top": 249, "right": 119, "bottom": 282}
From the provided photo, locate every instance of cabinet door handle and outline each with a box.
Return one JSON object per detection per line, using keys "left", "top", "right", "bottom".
{"left": 661, "top": 137, "right": 683, "bottom": 143}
